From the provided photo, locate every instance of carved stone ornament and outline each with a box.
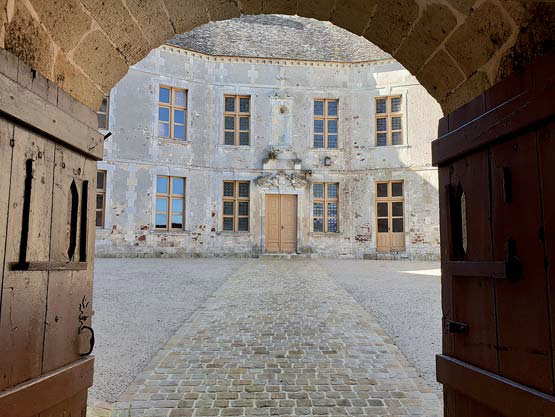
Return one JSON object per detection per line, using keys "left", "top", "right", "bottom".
{"left": 255, "top": 172, "right": 307, "bottom": 188}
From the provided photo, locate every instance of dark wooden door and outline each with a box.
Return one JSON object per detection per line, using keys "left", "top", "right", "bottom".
{"left": 0, "top": 51, "right": 102, "bottom": 417}
{"left": 433, "top": 49, "right": 555, "bottom": 416}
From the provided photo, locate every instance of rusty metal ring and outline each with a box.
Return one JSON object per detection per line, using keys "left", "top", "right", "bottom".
{"left": 79, "top": 325, "right": 95, "bottom": 357}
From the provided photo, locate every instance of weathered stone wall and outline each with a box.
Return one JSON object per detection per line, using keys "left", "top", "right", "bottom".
{"left": 1, "top": 1, "right": 553, "bottom": 114}
{"left": 95, "top": 46, "right": 441, "bottom": 259}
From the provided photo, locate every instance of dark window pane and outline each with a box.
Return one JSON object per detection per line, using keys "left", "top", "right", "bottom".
{"left": 392, "top": 116, "right": 402, "bottom": 131}
{"left": 238, "top": 217, "right": 249, "bottom": 232}
{"left": 156, "top": 213, "right": 168, "bottom": 229}
{"left": 314, "top": 119, "right": 324, "bottom": 133}
{"left": 327, "top": 100, "right": 338, "bottom": 116}
{"left": 391, "top": 97, "right": 402, "bottom": 113}
{"left": 97, "top": 114, "right": 107, "bottom": 129}
{"left": 172, "top": 177, "right": 185, "bottom": 195}
{"left": 223, "top": 217, "right": 234, "bottom": 231}
{"left": 327, "top": 203, "right": 337, "bottom": 217}
{"left": 313, "top": 203, "right": 324, "bottom": 217}
{"left": 328, "top": 119, "right": 337, "bottom": 134}
{"left": 96, "top": 211, "right": 103, "bottom": 227}
{"left": 376, "top": 133, "right": 387, "bottom": 146}
{"left": 313, "top": 218, "right": 323, "bottom": 232}
{"left": 376, "top": 117, "right": 387, "bottom": 132}
{"left": 224, "top": 131, "right": 235, "bottom": 145}
{"left": 377, "top": 183, "right": 388, "bottom": 197}
{"left": 159, "top": 123, "right": 169, "bottom": 138}
{"left": 156, "top": 197, "right": 168, "bottom": 212}
{"left": 392, "top": 132, "right": 402, "bottom": 145}
{"left": 313, "top": 184, "right": 324, "bottom": 198}
{"left": 174, "top": 90, "right": 186, "bottom": 107}
{"left": 376, "top": 98, "right": 387, "bottom": 114}
{"left": 171, "top": 214, "right": 183, "bottom": 229}
{"left": 392, "top": 182, "right": 403, "bottom": 197}
{"left": 238, "top": 182, "right": 250, "bottom": 197}
{"left": 223, "top": 182, "right": 234, "bottom": 197}
{"left": 174, "top": 125, "right": 185, "bottom": 140}
{"left": 314, "top": 135, "right": 324, "bottom": 148}
{"left": 159, "top": 106, "right": 170, "bottom": 122}
{"left": 314, "top": 101, "right": 324, "bottom": 116}
{"left": 378, "top": 218, "right": 388, "bottom": 233}
{"left": 392, "top": 202, "right": 404, "bottom": 217}
{"left": 239, "top": 117, "right": 249, "bottom": 131}
{"left": 225, "top": 116, "right": 235, "bottom": 130}
{"left": 377, "top": 202, "right": 388, "bottom": 218}
{"left": 157, "top": 176, "right": 169, "bottom": 194}
{"left": 159, "top": 87, "right": 170, "bottom": 103}
{"left": 238, "top": 202, "right": 249, "bottom": 216}
{"left": 393, "top": 218, "right": 404, "bottom": 233}
{"left": 328, "top": 218, "right": 337, "bottom": 233}
{"left": 96, "top": 194, "right": 104, "bottom": 210}
{"left": 239, "top": 97, "right": 250, "bottom": 113}
{"left": 172, "top": 198, "right": 183, "bottom": 213}
{"left": 327, "top": 184, "right": 338, "bottom": 198}
{"left": 97, "top": 171, "right": 105, "bottom": 190}
{"left": 223, "top": 201, "right": 234, "bottom": 215}
{"left": 327, "top": 135, "right": 337, "bottom": 149}
{"left": 239, "top": 132, "right": 250, "bottom": 146}
{"left": 174, "top": 109, "right": 185, "bottom": 124}
{"left": 225, "top": 97, "right": 235, "bottom": 112}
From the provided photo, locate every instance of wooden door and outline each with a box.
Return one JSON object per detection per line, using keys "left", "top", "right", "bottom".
{"left": 376, "top": 181, "right": 405, "bottom": 252}
{"left": 433, "top": 49, "right": 555, "bottom": 416}
{"left": 265, "top": 195, "right": 297, "bottom": 253}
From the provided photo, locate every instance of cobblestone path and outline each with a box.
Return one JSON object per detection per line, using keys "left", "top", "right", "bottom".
{"left": 111, "top": 260, "right": 442, "bottom": 417}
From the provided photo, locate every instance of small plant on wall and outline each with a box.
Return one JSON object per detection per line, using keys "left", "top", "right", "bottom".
{"left": 267, "top": 147, "right": 279, "bottom": 160}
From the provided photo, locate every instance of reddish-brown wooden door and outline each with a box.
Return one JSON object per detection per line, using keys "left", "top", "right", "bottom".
{"left": 433, "top": 50, "right": 555, "bottom": 416}
{"left": 265, "top": 194, "right": 297, "bottom": 253}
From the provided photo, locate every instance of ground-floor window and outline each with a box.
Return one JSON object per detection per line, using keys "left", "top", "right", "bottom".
{"left": 376, "top": 180, "right": 405, "bottom": 251}
{"left": 313, "top": 183, "right": 339, "bottom": 233}
{"left": 156, "top": 176, "right": 185, "bottom": 230}
{"left": 96, "top": 170, "right": 107, "bottom": 228}
{"left": 223, "top": 181, "right": 250, "bottom": 232}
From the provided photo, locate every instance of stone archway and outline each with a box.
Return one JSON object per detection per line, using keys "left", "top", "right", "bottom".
{"left": 1, "top": 1, "right": 554, "bottom": 113}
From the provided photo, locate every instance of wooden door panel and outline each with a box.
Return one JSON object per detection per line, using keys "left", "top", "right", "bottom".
{"left": 280, "top": 195, "right": 297, "bottom": 253}
{"left": 0, "top": 117, "right": 14, "bottom": 285}
{"left": 0, "top": 127, "right": 55, "bottom": 390}
{"left": 538, "top": 121, "right": 555, "bottom": 395}
{"left": 39, "top": 390, "right": 87, "bottom": 417}
{"left": 266, "top": 195, "right": 280, "bottom": 253}
{"left": 491, "top": 132, "right": 553, "bottom": 393}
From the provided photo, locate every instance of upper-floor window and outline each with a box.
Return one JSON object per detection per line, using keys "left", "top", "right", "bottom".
{"left": 314, "top": 99, "right": 338, "bottom": 149}
{"left": 97, "top": 96, "right": 109, "bottom": 130}
{"left": 224, "top": 95, "right": 251, "bottom": 146}
{"left": 313, "top": 183, "right": 339, "bottom": 233}
{"left": 375, "top": 96, "right": 402, "bottom": 146}
{"left": 96, "top": 170, "right": 107, "bottom": 228}
{"left": 159, "top": 86, "right": 187, "bottom": 141}
{"left": 223, "top": 181, "right": 250, "bottom": 232}
{"left": 156, "top": 176, "right": 185, "bottom": 230}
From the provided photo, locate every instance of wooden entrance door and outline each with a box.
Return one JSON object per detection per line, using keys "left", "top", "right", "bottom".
{"left": 433, "top": 50, "right": 555, "bottom": 416}
{"left": 376, "top": 181, "right": 405, "bottom": 252}
{"left": 266, "top": 195, "right": 297, "bottom": 253}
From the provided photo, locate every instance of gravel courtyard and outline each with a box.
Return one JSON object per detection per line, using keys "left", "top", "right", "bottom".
{"left": 91, "top": 258, "right": 441, "bottom": 415}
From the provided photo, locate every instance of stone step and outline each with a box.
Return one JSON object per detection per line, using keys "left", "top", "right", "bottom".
{"left": 257, "top": 253, "right": 313, "bottom": 260}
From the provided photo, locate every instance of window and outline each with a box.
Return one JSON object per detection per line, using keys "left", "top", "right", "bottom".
{"left": 376, "top": 180, "right": 405, "bottom": 252}
{"left": 224, "top": 95, "right": 251, "bottom": 145}
{"left": 97, "top": 96, "right": 109, "bottom": 130}
{"left": 314, "top": 99, "right": 338, "bottom": 149}
{"left": 222, "top": 181, "right": 250, "bottom": 232}
{"left": 155, "top": 176, "right": 185, "bottom": 230}
{"left": 159, "top": 86, "right": 187, "bottom": 140}
{"left": 313, "top": 183, "right": 339, "bottom": 233}
{"left": 96, "top": 170, "right": 107, "bottom": 228}
{"left": 375, "top": 96, "right": 403, "bottom": 146}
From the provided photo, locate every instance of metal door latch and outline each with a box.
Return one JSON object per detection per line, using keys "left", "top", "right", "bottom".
{"left": 447, "top": 320, "right": 469, "bottom": 334}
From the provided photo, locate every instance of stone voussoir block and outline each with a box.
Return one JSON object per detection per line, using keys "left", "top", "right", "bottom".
{"left": 417, "top": 48, "right": 465, "bottom": 102}
{"left": 330, "top": 0, "right": 378, "bottom": 35}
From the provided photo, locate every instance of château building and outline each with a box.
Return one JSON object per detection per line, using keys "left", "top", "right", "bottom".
{"left": 95, "top": 15, "right": 441, "bottom": 259}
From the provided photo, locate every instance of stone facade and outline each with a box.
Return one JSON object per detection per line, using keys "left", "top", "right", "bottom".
{"left": 95, "top": 39, "right": 441, "bottom": 260}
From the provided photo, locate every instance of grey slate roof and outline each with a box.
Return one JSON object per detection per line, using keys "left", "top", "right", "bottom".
{"left": 166, "top": 15, "right": 391, "bottom": 63}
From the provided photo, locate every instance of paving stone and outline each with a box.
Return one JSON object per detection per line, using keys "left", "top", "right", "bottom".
{"left": 112, "top": 260, "right": 442, "bottom": 416}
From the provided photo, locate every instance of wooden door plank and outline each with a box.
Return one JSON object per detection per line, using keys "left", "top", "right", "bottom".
{"left": 266, "top": 195, "right": 280, "bottom": 253}
{"left": 491, "top": 131, "right": 553, "bottom": 393}
{"left": 280, "top": 195, "right": 297, "bottom": 253}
